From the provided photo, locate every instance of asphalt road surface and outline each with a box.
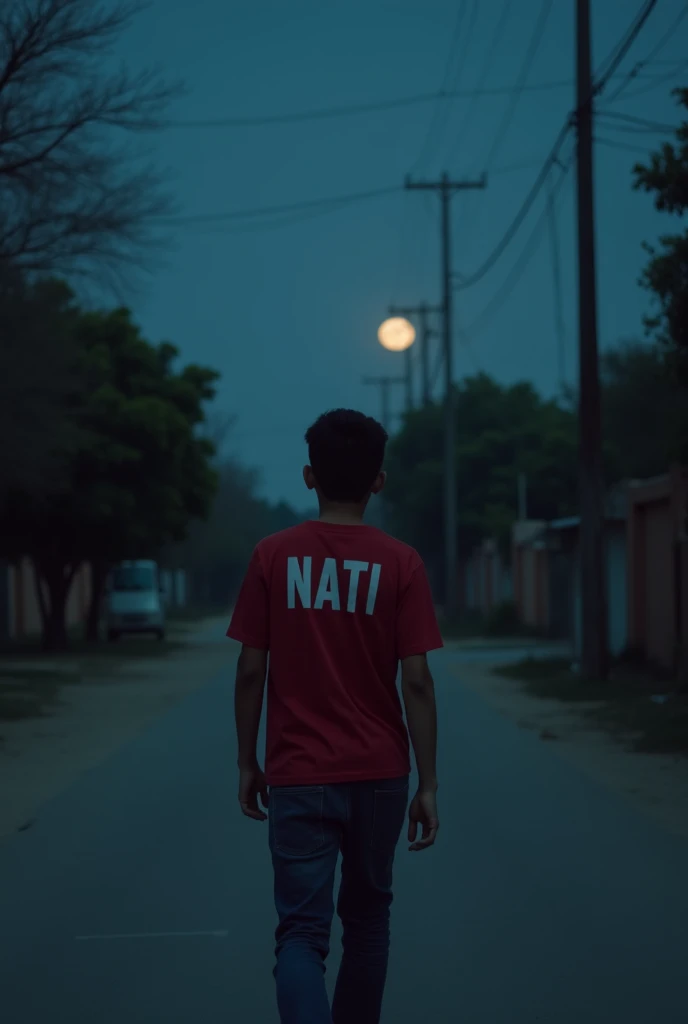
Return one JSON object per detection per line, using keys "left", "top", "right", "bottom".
{"left": 1, "top": 625, "right": 687, "bottom": 1023}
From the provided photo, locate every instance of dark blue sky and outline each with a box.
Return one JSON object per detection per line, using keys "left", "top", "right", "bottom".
{"left": 121, "top": 0, "right": 687, "bottom": 508}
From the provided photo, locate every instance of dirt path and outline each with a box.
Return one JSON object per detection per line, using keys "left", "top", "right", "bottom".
{"left": 0, "top": 617, "right": 235, "bottom": 842}
{"left": 452, "top": 659, "right": 688, "bottom": 841}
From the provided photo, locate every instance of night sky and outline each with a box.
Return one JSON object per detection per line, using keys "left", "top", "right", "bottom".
{"left": 118, "top": 0, "right": 686, "bottom": 508}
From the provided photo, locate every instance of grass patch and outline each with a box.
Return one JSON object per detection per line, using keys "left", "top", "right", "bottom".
{"left": 0, "top": 631, "right": 186, "bottom": 662}
{"left": 166, "top": 604, "right": 228, "bottom": 626}
{"left": 0, "top": 674, "right": 63, "bottom": 722}
{"left": 440, "top": 603, "right": 549, "bottom": 643}
{"left": 81, "top": 635, "right": 185, "bottom": 659}
{"left": 495, "top": 657, "right": 688, "bottom": 757}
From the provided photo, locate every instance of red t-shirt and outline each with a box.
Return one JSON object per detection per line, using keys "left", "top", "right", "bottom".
{"left": 227, "top": 521, "right": 443, "bottom": 786}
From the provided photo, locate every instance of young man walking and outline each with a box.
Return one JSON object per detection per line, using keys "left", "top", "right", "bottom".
{"left": 228, "top": 408, "right": 442, "bottom": 1024}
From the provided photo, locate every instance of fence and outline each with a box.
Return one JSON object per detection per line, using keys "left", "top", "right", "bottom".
{"left": 461, "top": 540, "right": 513, "bottom": 617}
{"left": 627, "top": 467, "right": 688, "bottom": 673}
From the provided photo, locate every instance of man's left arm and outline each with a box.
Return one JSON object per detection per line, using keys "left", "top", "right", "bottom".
{"left": 234, "top": 645, "right": 269, "bottom": 821}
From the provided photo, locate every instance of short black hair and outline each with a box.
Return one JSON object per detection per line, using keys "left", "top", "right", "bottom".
{"left": 305, "top": 409, "right": 388, "bottom": 502}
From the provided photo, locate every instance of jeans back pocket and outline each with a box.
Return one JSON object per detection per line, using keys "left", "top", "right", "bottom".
{"left": 270, "top": 786, "right": 325, "bottom": 857}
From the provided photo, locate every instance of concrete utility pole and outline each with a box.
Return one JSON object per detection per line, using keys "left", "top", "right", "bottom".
{"left": 362, "top": 375, "right": 406, "bottom": 433}
{"left": 389, "top": 303, "right": 443, "bottom": 407}
{"left": 405, "top": 172, "right": 486, "bottom": 619}
{"left": 575, "top": 0, "right": 608, "bottom": 678}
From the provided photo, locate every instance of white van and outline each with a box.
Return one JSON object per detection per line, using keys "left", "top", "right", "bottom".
{"left": 106, "top": 560, "right": 166, "bottom": 642}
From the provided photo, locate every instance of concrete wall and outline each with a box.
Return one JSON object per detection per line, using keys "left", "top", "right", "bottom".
{"left": 628, "top": 468, "right": 688, "bottom": 672}
{"left": 512, "top": 521, "right": 549, "bottom": 631}
{"left": 515, "top": 545, "right": 549, "bottom": 630}
{"left": 463, "top": 543, "right": 513, "bottom": 616}
{"left": 570, "top": 526, "right": 628, "bottom": 660}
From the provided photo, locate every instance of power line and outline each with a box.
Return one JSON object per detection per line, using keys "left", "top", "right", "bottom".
{"left": 412, "top": 1, "right": 478, "bottom": 172}
{"left": 163, "top": 184, "right": 401, "bottom": 227}
{"left": 456, "top": 122, "right": 571, "bottom": 290}
{"left": 599, "top": 3, "right": 688, "bottom": 107}
{"left": 396, "top": 2, "right": 476, "bottom": 303}
{"left": 637, "top": 4, "right": 688, "bottom": 66}
{"left": 455, "top": 0, "right": 663, "bottom": 293}
{"left": 492, "top": 155, "right": 552, "bottom": 175}
{"left": 392, "top": 152, "right": 561, "bottom": 300}
{"left": 606, "top": 60, "right": 688, "bottom": 102}
{"left": 181, "top": 202, "right": 357, "bottom": 235}
{"left": 595, "top": 110, "right": 679, "bottom": 133}
{"left": 447, "top": 2, "right": 481, "bottom": 94}
{"left": 452, "top": 0, "right": 554, "bottom": 265}
{"left": 593, "top": 0, "right": 659, "bottom": 95}
{"left": 594, "top": 134, "right": 655, "bottom": 156}
{"left": 439, "top": 3, "right": 471, "bottom": 94}
{"left": 463, "top": 151, "right": 573, "bottom": 339}
{"left": 156, "top": 77, "right": 650, "bottom": 130}
{"left": 435, "top": 0, "right": 482, "bottom": 163}
{"left": 481, "top": 0, "right": 555, "bottom": 170}
{"left": 447, "top": 0, "right": 513, "bottom": 169}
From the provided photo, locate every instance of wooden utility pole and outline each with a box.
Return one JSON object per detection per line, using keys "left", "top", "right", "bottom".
{"left": 405, "top": 173, "right": 486, "bottom": 619}
{"left": 547, "top": 170, "right": 567, "bottom": 391}
{"left": 389, "top": 303, "right": 443, "bottom": 406}
{"left": 362, "top": 375, "right": 406, "bottom": 432}
{"left": 404, "top": 349, "right": 413, "bottom": 413}
{"left": 576, "top": 0, "right": 607, "bottom": 678}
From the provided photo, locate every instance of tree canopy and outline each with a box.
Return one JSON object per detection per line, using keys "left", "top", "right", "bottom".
{"left": 634, "top": 86, "right": 688, "bottom": 391}
{"left": 171, "top": 459, "right": 301, "bottom": 608}
{"left": 0, "top": 272, "right": 81, "bottom": 501}
{"left": 383, "top": 375, "right": 578, "bottom": 575}
{"left": 601, "top": 338, "right": 685, "bottom": 481}
{"left": 383, "top": 343, "right": 681, "bottom": 591}
{"left": 0, "top": 284, "right": 219, "bottom": 648}
{"left": 0, "top": 0, "right": 177, "bottom": 280}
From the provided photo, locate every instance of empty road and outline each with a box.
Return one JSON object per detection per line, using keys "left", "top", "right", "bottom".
{"left": 1, "top": 625, "right": 687, "bottom": 1023}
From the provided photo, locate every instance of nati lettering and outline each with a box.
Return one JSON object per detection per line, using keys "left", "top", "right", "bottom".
{"left": 287, "top": 557, "right": 381, "bottom": 615}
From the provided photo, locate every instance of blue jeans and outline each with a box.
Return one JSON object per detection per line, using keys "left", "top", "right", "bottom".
{"left": 268, "top": 775, "right": 409, "bottom": 1024}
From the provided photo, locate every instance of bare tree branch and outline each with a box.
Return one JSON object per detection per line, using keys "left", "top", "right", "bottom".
{"left": 0, "top": 0, "right": 181, "bottom": 279}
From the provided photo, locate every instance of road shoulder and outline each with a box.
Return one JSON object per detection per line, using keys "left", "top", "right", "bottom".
{"left": 0, "top": 617, "right": 236, "bottom": 842}
{"left": 450, "top": 657, "right": 688, "bottom": 841}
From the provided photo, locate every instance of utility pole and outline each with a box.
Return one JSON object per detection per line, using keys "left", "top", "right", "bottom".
{"left": 362, "top": 375, "right": 406, "bottom": 433}
{"left": 576, "top": 0, "right": 607, "bottom": 679}
{"left": 547, "top": 170, "right": 567, "bottom": 392}
{"left": 389, "top": 303, "right": 443, "bottom": 406}
{"left": 405, "top": 172, "right": 486, "bottom": 619}
{"left": 404, "top": 349, "right": 413, "bottom": 412}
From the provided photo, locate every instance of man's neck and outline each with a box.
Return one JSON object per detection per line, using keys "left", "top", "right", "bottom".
{"left": 318, "top": 503, "right": 366, "bottom": 526}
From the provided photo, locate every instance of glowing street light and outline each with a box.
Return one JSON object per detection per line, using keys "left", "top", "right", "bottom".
{"left": 377, "top": 316, "right": 416, "bottom": 352}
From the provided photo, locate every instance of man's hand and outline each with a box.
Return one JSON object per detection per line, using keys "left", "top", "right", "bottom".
{"left": 238, "top": 764, "right": 269, "bottom": 821}
{"left": 408, "top": 787, "right": 439, "bottom": 851}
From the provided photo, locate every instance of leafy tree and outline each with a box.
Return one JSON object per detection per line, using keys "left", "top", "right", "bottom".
{"left": 0, "top": 272, "right": 81, "bottom": 502}
{"left": 601, "top": 339, "right": 684, "bottom": 480}
{"left": 0, "top": 291, "right": 219, "bottom": 649}
{"left": 384, "top": 375, "right": 578, "bottom": 586}
{"left": 0, "top": 0, "right": 178, "bottom": 280}
{"left": 75, "top": 308, "right": 219, "bottom": 639}
{"left": 172, "top": 459, "right": 300, "bottom": 608}
{"left": 634, "top": 87, "right": 688, "bottom": 392}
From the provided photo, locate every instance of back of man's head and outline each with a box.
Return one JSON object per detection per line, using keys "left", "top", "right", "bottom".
{"left": 305, "top": 409, "right": 388, "bottom": 503}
